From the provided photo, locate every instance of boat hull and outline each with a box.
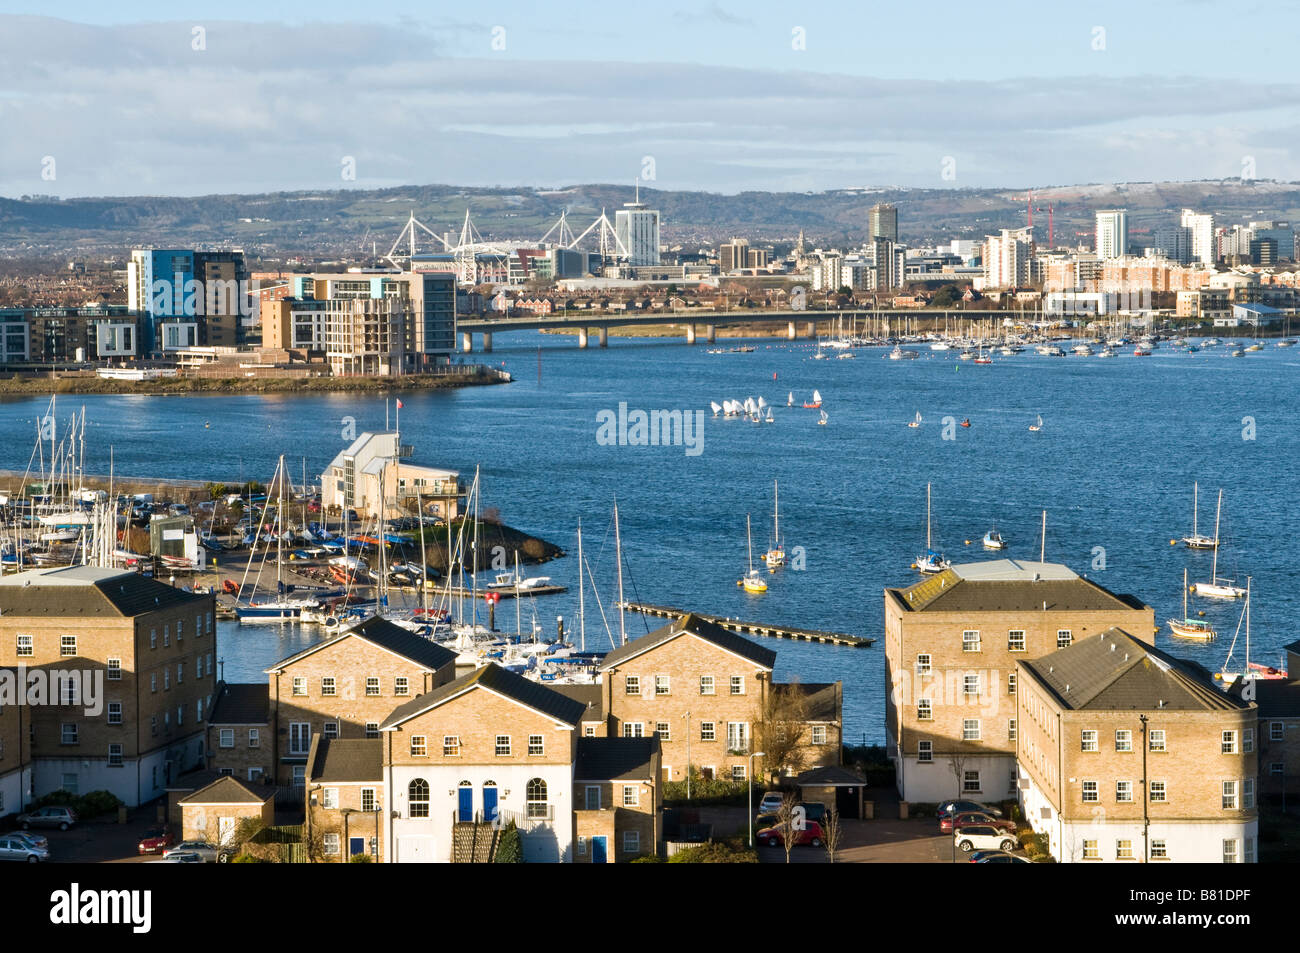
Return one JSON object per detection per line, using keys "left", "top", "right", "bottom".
{"left": 1191, "top": 582, "right": 1246, "bottom": 599}
{"left": 1167, "top": 619, "right": 1216, "bottom": 641}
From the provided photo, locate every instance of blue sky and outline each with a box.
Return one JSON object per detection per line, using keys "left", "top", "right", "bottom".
{"left": 1, "top": 2, "right": 1296, "bottom": 196}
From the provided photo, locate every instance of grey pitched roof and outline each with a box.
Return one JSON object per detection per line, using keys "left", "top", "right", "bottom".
{"left": 308, "top": 738, "right": 383, "bottom": 784}
{"left": 266, "top": 616, "right": 457, "bottom": 673}
{"left": 1227, "top": 677, "right": 1300, "bottom": 717}
{"left": 178, "top": 775, "right": 269, "bottom": 805}
{"left": 890, "top": 561, "right": 1147, "bottom": 614}
{"left": 207, "top": 682, "right": 269, "bottom": 725}
{"left": 574, "top": 737, "right": 659, "bottom": 782}
{"left": 551, "top": 683, "right": 604, "bottom": 721}
{"left": 1019, "top": 628, "right": 1249, "bottom": 712}
{"left": 380, "top": 662, "right": 587, "bottom": 730}
{"left": 0, "top": 566, "right": 207, "bottom": 617}
{"left": 773, "top": 682, "right": 841, "bottom": 723}
{"left": 597, "top": 613, "right": 777, "bottom": 672}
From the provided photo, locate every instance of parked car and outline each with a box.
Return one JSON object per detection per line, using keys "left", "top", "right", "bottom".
{"left": 8, "top": 831, "right": 49, "bottom": 851}
{"left": 757, "top": 792, "right": 788, "bottom": 815}
{"left": 137, "top": 828, "right": 176, "bottom": 855}
{"left": 954, "top": 826, "right": 1017, "bottom": 854}
{"left": 164, "top": 841, "right": 232, "bottom": 864}
{"left": 937, "top": 799, "right": 1003, "bottom": 819}
{"left": 17, "top": 806, "right": 77, "bottom": 831}
{"left": 756, "top": 820, "right": 825, "bottom": 849}
{"left": 149, "top": 851, "right": 203, "bottom": 864}
{"left": 0, "top": 835, "right": 49, "bottom": 863}
{"left": 940, "top": 811, "right": 1016, "bottom": 835}
{"left": 970, "top": 850, "right": 1032, "bottom": 863}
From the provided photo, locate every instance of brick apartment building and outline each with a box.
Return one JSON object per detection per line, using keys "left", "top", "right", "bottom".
{"left": 1018, "top": 629, "right": 1258, "bottom": 863}
{"left": 884, "top": 559, "right": 1154, "bottom": 803}
{"left": 1230, "top": 640, "right": 1300, "bottom": 800}
{"left": 0, "top": 566, "right": 216, "bottom": 809}
{"left": 595, "top": 614, "right": 842, "bottom": 784}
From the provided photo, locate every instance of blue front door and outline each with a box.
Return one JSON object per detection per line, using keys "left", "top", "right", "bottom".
{"left": 591, "top": 835, "right": 607, "bottom": 864}
{"left": 458, "top": 786, "right": 473, "bottom": 822}
{"left": 482, "top": 785, "right": 498, "bottom": 823}
{"left": 349, "top": 836, "right": 365, "bottom": 857}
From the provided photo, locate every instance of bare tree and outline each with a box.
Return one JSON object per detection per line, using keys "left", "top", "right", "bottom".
{"left": 759, "top": 683, "right": 811, "bottom": 783}
{"left": 774, "top": 793, "right": 802, "bottom": 865}
{"left": 822, "top": 806, "right": 843, "bottom": 864}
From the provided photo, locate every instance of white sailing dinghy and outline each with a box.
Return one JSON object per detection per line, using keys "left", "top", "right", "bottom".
{"left": 1191, "top": 489, "right": 1246, "bottom": 598}
{"left": 1180, "top": 481, "right": 1216, "bottom": 549}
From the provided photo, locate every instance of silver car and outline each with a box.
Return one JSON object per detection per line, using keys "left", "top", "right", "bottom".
{"left": 164, "top": 841, "right": 231, "bottom": 864}
{"left": 8, "top": 831, "right": 49, "bottom": 851}
{"left": 0, "top": 835, "right": 49, "bottom": 863}
{"left": 17, "top": 806, "right": 77, "bottom": 831}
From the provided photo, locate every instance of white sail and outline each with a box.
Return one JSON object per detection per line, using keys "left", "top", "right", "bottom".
{"left": 710, "top": 401, "right": 722, "bottom": 416}
{"left": 787, "top": 391, "right": 794, "bottom": 406}
{"left": 812, "top": 389, "right": 822, "bottom": 403}
{"left": 757, "top": 396, "right": 768, "bottom": 410}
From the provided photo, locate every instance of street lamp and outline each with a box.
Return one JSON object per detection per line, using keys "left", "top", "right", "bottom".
{"left": 684, "top": 710, "right": 691, "bottom": 801}
{"left": 747, "top": 750, "right": 766, "bottom": 848}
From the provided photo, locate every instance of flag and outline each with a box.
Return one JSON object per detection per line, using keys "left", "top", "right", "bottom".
{"left": 396, "top": 399, "right": 404, "bottom": 409}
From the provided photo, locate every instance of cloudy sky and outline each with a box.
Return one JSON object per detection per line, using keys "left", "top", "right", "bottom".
{"left": 2, "top": 1, "right": 1297, "bottom": 197}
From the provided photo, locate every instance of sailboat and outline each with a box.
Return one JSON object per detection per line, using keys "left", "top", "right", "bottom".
{"left": 1028, "top": 415, "right": 1042, "bottom": 433}
{"left": 803, "top": 389, "right": 822, "bottom": 409}
{"left": 1180, "top": 482, "right": 1216, "bottom": 549}
{"left": 235, "top": 456, "right": 319, "bottom": 623}
{"left": 786, "top": 391, "right": 794, "bottom": 407}
{"left": 1167, "top": 568, "right": 1216, "bottom": 641}
{"left": 908, "top": 412, "right": 921, "bottom": 429}
{"left": 1217, "top": 579, "right": 1255, "bottom": 686}
{"left": 914, "top": 483, "right": 950, "bottom": 574}
{"left": 710, "top": 401, "right": 722, "bottom": 417}
{"left": 1191, "top": 490, "right": 1246, "bottom": 598}
{"left": 763, "top": 481, "right": 785, "bottom": 568}
{"left": 817, "top": 410, "right": 828, "bottom": 426}
{"left": 739, "top": 514, "right": 767, "bottom": 593}
{"left": 765, "top": 407, "right": 774, "bottom": 423}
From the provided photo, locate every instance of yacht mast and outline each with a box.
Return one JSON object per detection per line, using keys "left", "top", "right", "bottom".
{"left": 577, "top": 518, "right": 585, "bottom": 653}
{"left": 614, "top": 500, "right": 625, "bottom": 647}
{"left": 1040, "top": 510, "right": 1046, "bottom": 563}
{"left": 1211, "top": 489, "right": 1223, "bottom": 583}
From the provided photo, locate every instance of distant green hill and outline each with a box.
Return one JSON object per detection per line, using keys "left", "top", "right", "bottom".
{"left": 4, "top": 179, "right": 1298, "bottom": 259}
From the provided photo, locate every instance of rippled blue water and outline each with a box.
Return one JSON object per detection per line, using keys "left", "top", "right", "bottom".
{"left": 3, "top": 334, "right": 1296, "bottom": 743}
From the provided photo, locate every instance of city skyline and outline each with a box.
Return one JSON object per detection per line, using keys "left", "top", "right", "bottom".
{"left": 2, "top": 3, "right": 1299, "bottom": 197}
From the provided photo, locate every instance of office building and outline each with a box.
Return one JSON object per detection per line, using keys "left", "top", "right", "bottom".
{"left": 1094, "top": 210, "right": 1129, "bottom": 260}
{"left": 869, "top": 203, "right": 899, "bottom": 243}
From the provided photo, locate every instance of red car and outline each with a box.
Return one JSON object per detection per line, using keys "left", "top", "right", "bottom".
{"left": 756, "top": 820, "right": 824, "bottom": 848}
{"left": 137, "top": 828, "right": 175, "bottom": 855}
{"left": 939, "top": 811, "right": 1016, "bottom": 835}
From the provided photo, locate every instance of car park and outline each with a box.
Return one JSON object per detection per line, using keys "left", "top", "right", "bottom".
{"left": 953, "top": 826, "right": 1018, "bottom": 853}
{"left": 0, "top": 836, "right": 49, "bottom": 862}
{"left": 17, "top": 806, "right": 77, "bottom": 831}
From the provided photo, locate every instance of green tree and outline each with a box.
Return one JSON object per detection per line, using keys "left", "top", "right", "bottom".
{"left": 495, "top": 820, "right": 524, "bottom": 863}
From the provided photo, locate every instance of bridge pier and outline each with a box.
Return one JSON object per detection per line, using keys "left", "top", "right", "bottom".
{"left": 706, "top": 324, "right": 716, "bottom": 344}
{"left": 577, "top": 328, "right": 588, "bottom": 349}
{"left": 686, "top": 324, "right": 697, "bottom": 345}
{"left": 598, "top": 326, "right": 608, "bottom": 348}
{"left": 787, "top": 321, "right": 797, "bottom": 340}
{"left": 461, "top": 331, "right": 473, "bottom": 353}
{"left": 805, "top": 320, "right": 817, "bottom": 338}
{"left": 482, "top": 332, "right": 492, "bottom": 353}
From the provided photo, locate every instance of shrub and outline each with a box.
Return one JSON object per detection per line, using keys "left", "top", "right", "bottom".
{"left": 667, "top": 840, "right": 758, "bottom": 863}
{"left": 494, "top": 820, "right": 524, "bottom": 863}
{"left": 231, "top": 854, "right": 268, "bottom": 863}
{"left": 31, "top": 789, "right": 122, "bottom": 820}
{"left": 663, "top": 771, "right": 759, "bottom": 807}
{"left": 630, "top": 854, "right": 665, "bottom": 863}
{"left": 348, "top": 854, "right": 374, "bottom": 863}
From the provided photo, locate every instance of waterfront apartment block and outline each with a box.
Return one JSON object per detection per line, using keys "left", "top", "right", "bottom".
{"left": 884, "top": 559, "right": 1154, "bottom": 803}
{"left": 127, "top": 248, "right": 250, "bottom": 353}
{"left": 0, "top": 566, "right": 216, "bottom": 808}
{"left": 264, "top": 271, "right": 457, "bottom": 375}
{"left": 319, "top": 430, "right": 466, "bottom": 522}
{"left": 263, "top": 618, "right": 457, "bottom": 788}
{"left": 380, "top": 663, "right": 588, "bottom": 863}
{"left": 596, "top": 614, "right": 842, "bottom": 784}
{"left": 1017, "top": 629, "right": 1258, "bottom": 863}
